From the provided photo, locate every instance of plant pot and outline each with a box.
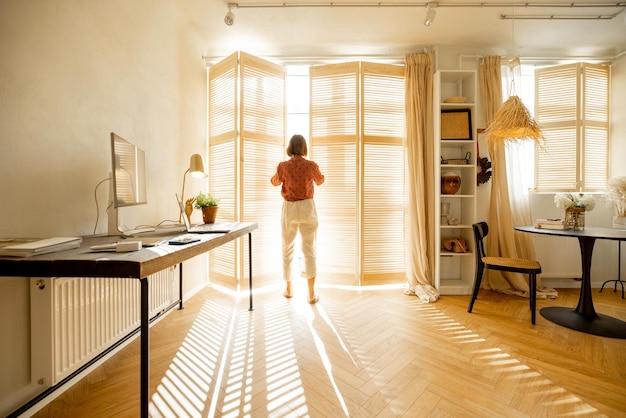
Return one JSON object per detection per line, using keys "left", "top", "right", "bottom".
{"left": 565, "top": 207, "right": 585, "bottom": 230}
{"left": 201, "top": 206, "right": 218, "bottom": 224}
{"left": 613, "top": 215, "right": 626, "bottom": 229}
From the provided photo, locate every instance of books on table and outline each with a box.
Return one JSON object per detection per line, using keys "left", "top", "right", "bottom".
{"left": 534, "top": 218, "right": 568, "bottom": 230}
{"left": 0, "top": 237, "right": 82, "bottom": 257}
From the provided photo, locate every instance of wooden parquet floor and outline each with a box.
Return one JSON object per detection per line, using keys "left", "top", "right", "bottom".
{"left": 33, "top": 283, "right": 626, "bottom": 417}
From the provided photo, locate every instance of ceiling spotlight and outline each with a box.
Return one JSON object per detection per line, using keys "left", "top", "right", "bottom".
{"left": 424, "top": 2, "right": 437, "bottom": 27}
{"left": 224, "top": 4, "right": 235, "bottom": 26}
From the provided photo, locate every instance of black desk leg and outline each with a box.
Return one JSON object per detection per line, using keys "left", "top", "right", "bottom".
{"left": 140, "top": 277, "right": 149, "bottom": 418}
{"left": 249, "top": 232, "right": 254, "bottom": 311}
{"left": 600, "top": 241, "right": 624, "bottom": 299}
{"left": 179, "top": 262, "right": 184, "bottom": 309}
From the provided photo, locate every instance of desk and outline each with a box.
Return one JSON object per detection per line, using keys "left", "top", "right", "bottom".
{"left": 515, "top": 226, "right": 626, "bottom": 339}
{"left": 0, "top": 222, "right": 257, "bottom": 418}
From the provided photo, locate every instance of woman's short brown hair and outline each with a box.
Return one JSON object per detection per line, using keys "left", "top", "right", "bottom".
{"left": 286, "top": 134, "right": 308, "bottom": 157}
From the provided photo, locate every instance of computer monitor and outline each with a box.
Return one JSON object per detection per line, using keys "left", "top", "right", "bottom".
{"left": 108, "top": 132, "right": 151, "bottom": 236}
{"left": 110, "top": 132, "right": 147, "bottom": 207}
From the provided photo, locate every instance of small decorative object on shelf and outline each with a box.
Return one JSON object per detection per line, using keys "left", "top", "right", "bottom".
{"left": 554, "top": 192, "right": 596, "bottom": 230}
{"left": 441, "top": 172, "right": 461, "bottom": 195}
{"left": 440, "top": 202, "right": 450, "bottom": 225}
{"left": 441, "top": 152, "right": 471, "bottom": 165}
{"left": 442, "top": 238, "right": 469, "bottom": 253}
{"left": 605, "top": 176, "right": 626, "bottom": 228}
{"left": 194, "top": 192, "right": 220, "bottom": 224}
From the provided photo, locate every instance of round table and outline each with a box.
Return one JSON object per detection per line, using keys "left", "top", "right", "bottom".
{"left": 515, "top": 225, "right": 626, "bottom": 339}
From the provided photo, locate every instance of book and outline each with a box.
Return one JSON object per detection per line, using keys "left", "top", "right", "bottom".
{"left": 534, "top": 223, "right": 569, "bottom": 230}
{"left": 0, "top": 237, "right": 82, "bottom": 257}
{"left": 535, "top": 218, "right": 565, "bottom": 225}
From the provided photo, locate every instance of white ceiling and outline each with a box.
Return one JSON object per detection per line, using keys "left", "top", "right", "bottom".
{"left": 197, "top": 1, "right": 626, "bottom": 64}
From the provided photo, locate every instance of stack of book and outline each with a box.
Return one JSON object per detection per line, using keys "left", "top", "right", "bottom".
{"left": 534, "top": 218, "right": 568, "bottom": 230}
{"left": 0, "top": 237, "right": 82, "bottom": 257}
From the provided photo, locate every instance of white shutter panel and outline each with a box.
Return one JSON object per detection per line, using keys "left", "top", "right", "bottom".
{"left": 310, "top": 62, "right": 360, "bottom": 285}
{"left": 208, "top": 52, "right": 286, "bottom": 287}
{"left": 535, "top": 64, "right": 578, "bottom": 192}
{"left": 311, "top": 62, "right": 406, "bottom": 285}
{"left": 240, "top": 52, "right": 286, "bottom": 285}
{"left": 535, "top": 63, "right": 608, "bottom": 193}
{"left": 209, "top": 53, "right": 238, "bottom": 285}
{"left": 362, "top": 62, "right": 406, "bottom": 283}
{"left": 581, "top": 63, "right": 609, "bottom": 191}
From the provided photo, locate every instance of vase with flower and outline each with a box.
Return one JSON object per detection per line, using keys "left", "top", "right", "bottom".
{"left": 554, "top": 192, "right": 596, "bottom": 230}
{"left": 605, "top": 176, "right": 626, "bottom": 228}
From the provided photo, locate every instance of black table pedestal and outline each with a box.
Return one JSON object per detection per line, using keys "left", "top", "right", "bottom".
{"left": 540, "top": 235, "right": 626, "bottom": 339}
{"left": 540, "top": 307, "right": 626, "bottom": 339}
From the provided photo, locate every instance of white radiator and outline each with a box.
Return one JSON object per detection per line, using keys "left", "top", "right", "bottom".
{"left": 533, "top": 235, "right": 581, "bottom": 279}
{"left": 30, "top": 266, "right": 178, "bottom": 386}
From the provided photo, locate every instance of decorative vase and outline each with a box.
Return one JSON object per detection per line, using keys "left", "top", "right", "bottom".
{"left": 441, "top": 172, "right": 461, "bottom": 195}
{"left": 612, "top": 215, "right": 626, "bottom": 229}
{"left": 201, "top": 206, "right": 218, "bottom": 224}
{"left": 565, "top": 207, "right": 585, "bottom": 230}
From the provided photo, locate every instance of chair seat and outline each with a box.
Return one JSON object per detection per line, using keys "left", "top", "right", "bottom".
{"left": 482, "top": 256, "right": 541, "bottom": 271}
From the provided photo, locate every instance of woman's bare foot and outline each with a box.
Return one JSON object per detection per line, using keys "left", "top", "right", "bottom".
{"left": 307, "top": 277, "right": 317, "bottom": 304}
{"left": 283, "top": 281, "right": 293, "bottom": 298}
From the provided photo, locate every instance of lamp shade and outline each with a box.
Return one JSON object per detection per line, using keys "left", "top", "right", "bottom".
{"left": 189, "top": 154, "right": 207, "bottom": 178}
{"left": 483, "top": 95, "right": 544, "bottom": 145}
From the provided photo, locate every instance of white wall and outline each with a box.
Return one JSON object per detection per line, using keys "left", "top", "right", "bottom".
{"left": 0, "top": 3, "right": 624, "bottom": 414}
{"left": 0, "top": 1, "right": 211, "bottom": 414}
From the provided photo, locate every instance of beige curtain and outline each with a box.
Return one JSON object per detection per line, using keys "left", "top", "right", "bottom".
{"left": 403, "top": 53, "right": 438, "bottom": 302}
{"left": 480, "top": 56, "right": 557, "bottom": 299}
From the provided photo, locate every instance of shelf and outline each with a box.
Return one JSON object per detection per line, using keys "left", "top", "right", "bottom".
{"left": 440, "top": 251, "right": 473, "bottom": 256}
{"left": 434, "top": 69, "right": 478, "bottom": 295}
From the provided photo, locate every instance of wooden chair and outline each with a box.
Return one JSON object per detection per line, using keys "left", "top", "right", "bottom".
{"left": 468, "top": 222, "right": 542, "bottom": 324}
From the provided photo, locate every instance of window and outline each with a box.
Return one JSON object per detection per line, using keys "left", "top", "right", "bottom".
{"left": 208, "top": 54, "right": 407, "bottom": 287}
{"left": 534, "top": 63, "right": 609, "bottom": 192}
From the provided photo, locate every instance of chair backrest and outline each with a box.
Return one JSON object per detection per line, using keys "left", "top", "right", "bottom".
{"left": 472, "top": 222, "right": 489, "bottom": 262}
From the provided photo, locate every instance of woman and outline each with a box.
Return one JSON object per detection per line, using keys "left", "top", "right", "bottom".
{"left": 271, "top": 134, "right": 325, "bottom": 304}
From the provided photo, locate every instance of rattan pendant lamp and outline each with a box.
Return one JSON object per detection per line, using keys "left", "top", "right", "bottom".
{"left": 483, "top": 5, "right": 544, "bottom": 145}
{"left": 483, "top": 93, "right": 543, "bottom": 144}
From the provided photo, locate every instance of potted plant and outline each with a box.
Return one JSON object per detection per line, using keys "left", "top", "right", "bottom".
{"left": 554, "top": 192, "right": 596, "bottom": 230}
{"left": 194, "top": 192, "right": 220, "bottom": 224}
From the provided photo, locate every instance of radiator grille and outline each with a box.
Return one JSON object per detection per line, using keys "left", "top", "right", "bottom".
{"left": 533, "top": 235, "right": 581, "bottom": 279}
{"left": 31, "top": 267, "right": 178, "bottom": 386}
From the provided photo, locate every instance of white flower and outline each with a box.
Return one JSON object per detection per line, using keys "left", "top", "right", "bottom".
{"left": 605, "top": 176, "right": 626, "bottom": 216}
{"left": 554, "top": 192, "right": 595, "bottom": 211}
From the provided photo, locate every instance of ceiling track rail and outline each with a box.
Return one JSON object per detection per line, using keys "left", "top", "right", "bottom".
{"left": 227, "top": 2, "right": 626, "bottom": 9}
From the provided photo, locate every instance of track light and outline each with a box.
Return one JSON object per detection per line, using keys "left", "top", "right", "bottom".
{"left": 224, "top": 4, "right": 235, "bottom": 26}
{"left": 424, "top": 2, "right": 437, "bottom": 26}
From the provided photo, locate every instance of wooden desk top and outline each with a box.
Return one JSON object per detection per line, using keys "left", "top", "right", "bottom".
{"left": 0, "top": 222, "right": 258, "bottom": 279}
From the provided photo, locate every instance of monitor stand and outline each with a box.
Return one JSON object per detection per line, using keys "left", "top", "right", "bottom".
{"left": 107, "top": 177, "right": 154, "bottom": 237}
{"left": 107, "top": 204, "right": 155, "bottom": 237}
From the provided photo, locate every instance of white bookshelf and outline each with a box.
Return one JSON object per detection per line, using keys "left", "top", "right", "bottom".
{"left": 434, "top": 70, "right": 478, "bottom": 295}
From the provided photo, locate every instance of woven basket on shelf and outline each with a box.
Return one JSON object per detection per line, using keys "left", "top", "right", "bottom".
{"left": 441, "top": 152, "right": 471, "bottom": 165}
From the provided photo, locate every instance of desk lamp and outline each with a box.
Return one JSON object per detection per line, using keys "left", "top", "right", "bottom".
{"left": 180, "top": 154, "right": 207, "bottom": 223}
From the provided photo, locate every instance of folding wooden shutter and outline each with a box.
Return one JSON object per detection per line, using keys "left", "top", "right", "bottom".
{"left": 208, "top": 52, "right": 286, "bottom": 287}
